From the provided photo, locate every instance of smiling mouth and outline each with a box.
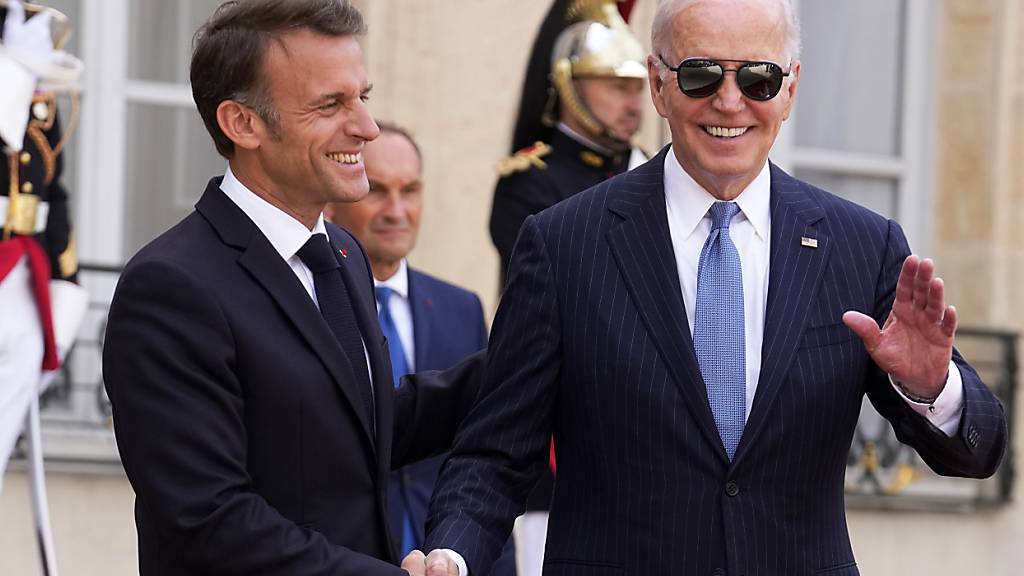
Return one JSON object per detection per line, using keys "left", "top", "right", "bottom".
{"left": 327, "top": 152, "right": 362, "bottom": 164}
{"left": 703, "top": 125, "right": 749, "bottom": 139}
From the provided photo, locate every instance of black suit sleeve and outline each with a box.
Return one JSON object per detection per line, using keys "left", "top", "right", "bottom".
{"left": 864, "top": 220, "right": 1007, "bottom": 478}
{"left": 391, "top": 349, "right": 486, "bottom": 469}
{"left": 426, "top": 216, "right": 560, "bottom": 575}
{"left": 104, "top": 259, "right": 404, "bottom": 576}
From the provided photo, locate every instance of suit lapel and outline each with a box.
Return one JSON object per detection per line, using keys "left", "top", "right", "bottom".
{"left": 196, "top": 185, "right": 377, "bottom": 452}
{"left": 407, "top": 269, "right": 433, "bottom": 371}
{"left": 606, "top": 147, "right": 729, "bottom": 463}
{"left": 733, "top": 165, "right": 831, "bottom": 466}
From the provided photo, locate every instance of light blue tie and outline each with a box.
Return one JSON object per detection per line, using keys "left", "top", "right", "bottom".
{"left": 374, "top": 286, "right": 416, "bottom": 555}
{"left": 693, "top": 202, "right": 746, "bottom": 460}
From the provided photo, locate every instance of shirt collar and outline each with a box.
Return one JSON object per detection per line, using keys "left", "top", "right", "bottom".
{"left": 373, "top": 259, "right": 409, "bottom": 300}
{"left": 557, "top": 122, "right": 615, "bottom": 156}
{"left": 663, "top": 146, "right": 771, "bottom": 242}
{"left": 220, "top": 164, "right": 327, "bottom": 261}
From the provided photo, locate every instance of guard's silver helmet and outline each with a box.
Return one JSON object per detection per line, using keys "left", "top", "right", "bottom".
{"left": 546, "top": 0, "right": 646, "bottom": 149}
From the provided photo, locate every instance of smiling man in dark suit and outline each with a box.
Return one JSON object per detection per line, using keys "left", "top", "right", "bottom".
{"left": 417, "top": 1, "right": 1008, "bottom": 575}
{"left": 102, "top": 2, "right": 481, "bottom": 574}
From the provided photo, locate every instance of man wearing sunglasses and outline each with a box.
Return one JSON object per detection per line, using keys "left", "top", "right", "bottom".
{"left": 417, "top": 1, "right": 1007, "bottom": 575}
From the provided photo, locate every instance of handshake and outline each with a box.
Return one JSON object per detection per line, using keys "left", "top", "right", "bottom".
{"left": 400, "top": 549, "right": 460, "bottom": 576}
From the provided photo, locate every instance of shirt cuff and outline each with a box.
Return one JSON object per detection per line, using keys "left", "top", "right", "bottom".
{"left": 889, "top": 360, "right": 964, "bottom": 436}
{"left": 442, "top": 549, "right": 469, "bottom": 576}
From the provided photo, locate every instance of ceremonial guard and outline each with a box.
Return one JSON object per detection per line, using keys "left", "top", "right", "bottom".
{"left": 0, "top": 1, "right": 85, "bottom": 573}
{"left": 487, "top": 2, "right": 647, "bottom": 575}
{"left": 490, "top": 0, "right": 648, "bottom": 283}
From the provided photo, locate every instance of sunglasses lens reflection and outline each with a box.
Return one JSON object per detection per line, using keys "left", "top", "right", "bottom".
{"left": 737, "top": 63, "right": 782, "bottom": 101}
{"left": 677, "top": 61, "right": 723, "bottom": 98}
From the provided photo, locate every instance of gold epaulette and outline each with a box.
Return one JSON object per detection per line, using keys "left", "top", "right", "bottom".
{"left": 496, "top": 141, "right": 552, "bottom": 177}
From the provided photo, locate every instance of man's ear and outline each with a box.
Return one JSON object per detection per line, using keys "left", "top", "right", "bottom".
{"left": 780, "top": 60, "right": 801, "bottom": 122}
{"left": 216, "top": 100, "right": 263, "bottom": 151}
{"left": 646, "top": 54, "right": 669, "bottom": 119}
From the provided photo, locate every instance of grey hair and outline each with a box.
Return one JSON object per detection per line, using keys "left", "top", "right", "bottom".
{"left": 651, "top": 0, "right": 802, "bottom": 74}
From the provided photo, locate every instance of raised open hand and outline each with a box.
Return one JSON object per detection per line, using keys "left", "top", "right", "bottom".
{"left": 842, "top": 255, "right": 955, "bottom": 399}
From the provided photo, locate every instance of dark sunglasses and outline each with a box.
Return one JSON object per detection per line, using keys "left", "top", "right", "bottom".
{"left": 659, "top": 55, "right": 791, "bottom": 101}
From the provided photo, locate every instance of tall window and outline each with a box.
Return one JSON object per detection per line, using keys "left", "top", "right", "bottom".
{"left": 778, "top": 0, "right": 935, "bottom": 249}
{"left": 123, "top": 1, "right": 224, "bottom": 257}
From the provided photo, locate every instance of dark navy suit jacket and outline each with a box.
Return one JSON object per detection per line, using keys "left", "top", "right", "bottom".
{"left": 104, "top": 180, "right": 482, "bottom": 575}
{"left": 386, "top": 269, "right": 516, "bottom": 575}
{"left": 425, "top": 148, "right": 1007, "bottom": 576}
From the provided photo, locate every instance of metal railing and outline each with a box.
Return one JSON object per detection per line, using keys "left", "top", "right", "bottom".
{"left": 844, "top": 328, "right": 1017, "bottom": 511}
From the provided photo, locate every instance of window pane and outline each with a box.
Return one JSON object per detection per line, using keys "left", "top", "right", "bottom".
{"left": 128, "top": 0, "right": 223, "bottom": 83}
{"left": 794, "top": 169, "right": 898, "bottom": 219}
{"left": 123, "top": 103, "right": 224, "bottom": 255}
{"left": 795, "top": 0, "right": 904, "bottom": 156}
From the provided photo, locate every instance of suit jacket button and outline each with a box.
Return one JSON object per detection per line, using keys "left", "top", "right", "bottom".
{"left": 725, "top": 481, "right": 740, "bottom": 497}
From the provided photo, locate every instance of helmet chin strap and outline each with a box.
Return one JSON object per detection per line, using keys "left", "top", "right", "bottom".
{"left": 549, "top": 59, "right": 631, "bottom": 153}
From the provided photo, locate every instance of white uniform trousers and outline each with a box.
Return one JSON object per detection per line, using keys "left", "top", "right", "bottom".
{"left": 0, "top": 255, "right": 44, "bottom": 492}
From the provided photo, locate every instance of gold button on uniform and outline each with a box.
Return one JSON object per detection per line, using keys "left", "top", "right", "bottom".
{"left": 21, "top": 182, "right": 33, "bottom": 194}
{"left": 20, "top": 152, "right": 31, "bottom": 165}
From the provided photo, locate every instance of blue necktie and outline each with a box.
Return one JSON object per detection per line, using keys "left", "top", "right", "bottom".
{"left": 693, "top": 202, "right": 746, "bottom": 460}
{"left": 374, "top": 286, "right": 415, "bottom": 555}
{"left": 296, "top": 234, "right": 374, "bottom": 429}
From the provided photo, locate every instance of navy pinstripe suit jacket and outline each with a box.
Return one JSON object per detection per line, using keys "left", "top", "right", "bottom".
{"left": 425, "top": 147, "right": 1006, "bottom": 576}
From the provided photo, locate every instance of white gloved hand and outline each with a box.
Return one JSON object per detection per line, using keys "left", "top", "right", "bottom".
{"left": 3, "top": 1, "right": 55, "bottom": 58}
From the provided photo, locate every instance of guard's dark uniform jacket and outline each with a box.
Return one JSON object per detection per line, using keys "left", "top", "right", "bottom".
{"left": 488, "top": 127, "right": 637, "bottom": 511}
{"left": 489, "top": 128, "right": 631, "bottom": 286}
{"left": 1, "top": 92, "right": 77, "bottom": 282}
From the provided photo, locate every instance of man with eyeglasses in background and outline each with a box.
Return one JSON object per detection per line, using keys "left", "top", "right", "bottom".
{"left": 413, "top": 1, "right": 1007, "bottom": 575}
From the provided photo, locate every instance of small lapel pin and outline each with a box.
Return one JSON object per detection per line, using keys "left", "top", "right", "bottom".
{"left": 800, "top": 237, "right": 818, "bottom": 249}
{"left": 339, "top": 248, "right": 348, "bottom": 259}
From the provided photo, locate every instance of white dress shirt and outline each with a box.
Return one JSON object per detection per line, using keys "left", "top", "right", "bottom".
{"left": 374, "top": 259, "right": 415, "bottom": 372}
{"left": 219, "top": 165, "right": 373, "bottom": 383}
{"left": 661, "top": 148, "right": 963, "bottom": 435}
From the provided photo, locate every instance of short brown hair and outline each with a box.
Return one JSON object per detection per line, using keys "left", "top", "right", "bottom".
{"left": 191, "top": 0, "right": 366, "bottom": 158}
{"left": 375, "top": 120, "right": 422, "bottom": 164}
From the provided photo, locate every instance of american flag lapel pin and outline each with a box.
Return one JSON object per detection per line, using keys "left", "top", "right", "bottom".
{"left": 339, "top": 248, "right": 348, "bottom": 259}
{"left": 800, "top": 236, "right": 818, "bottom": 249}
